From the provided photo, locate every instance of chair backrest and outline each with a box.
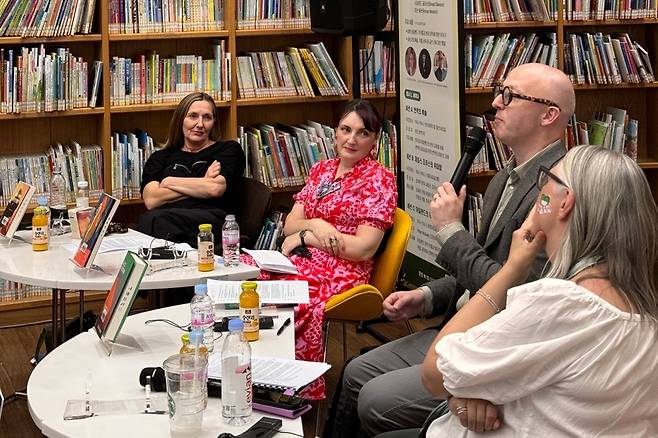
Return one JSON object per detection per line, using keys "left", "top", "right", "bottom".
{"left": 369, "top": 208, "right": 413, "bottom": 298}
{"left": 237, "top": 177, "right": 272, "bottom": 249}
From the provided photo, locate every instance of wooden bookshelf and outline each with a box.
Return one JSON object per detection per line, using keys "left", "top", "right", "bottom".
{"left": 465, "top": 3, "right": 658, "bottom": 189}
{"left": 0, "top": 1, "right": 356, "bottom": 311}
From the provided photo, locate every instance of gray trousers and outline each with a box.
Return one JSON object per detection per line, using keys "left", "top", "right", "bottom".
{"left": 340, "top": 329, "right": 442, "bottom": 436}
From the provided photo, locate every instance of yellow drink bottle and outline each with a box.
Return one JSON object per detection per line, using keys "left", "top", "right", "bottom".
{"left": 197, "top": 223, "right": 215, "bottom": 272}
{"left": 32, "top": 203, "right": 49, "bottom": 251}
{"left": 239, "top": 281, "right": 259, "bottom": 341}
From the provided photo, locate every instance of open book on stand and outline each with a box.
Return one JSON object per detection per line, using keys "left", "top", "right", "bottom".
{"left": 72, "top": 192, "right": 120, "bottom": 268}
{"left": 0, "top": 182, "right": 36, "bottom": 239}
{"left": 95, "top": 251, "right": 147, "bottom": 345}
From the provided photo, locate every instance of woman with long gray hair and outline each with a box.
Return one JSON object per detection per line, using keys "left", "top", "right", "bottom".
{"left": 415, "top": 145, "right": 658, "bottom": 437}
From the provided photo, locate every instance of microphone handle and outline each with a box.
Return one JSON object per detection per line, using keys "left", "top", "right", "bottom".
{"left": 449, "top": 152, "right": 475, "bottom": 190}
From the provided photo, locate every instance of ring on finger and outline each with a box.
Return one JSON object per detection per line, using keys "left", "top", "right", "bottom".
{"left": 456, "top": 406, "right": 468, "bottom": 415}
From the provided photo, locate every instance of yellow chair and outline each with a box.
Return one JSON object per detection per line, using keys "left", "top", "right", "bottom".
{"left": 323, "top": 208, "right": 413, "bottom": 362}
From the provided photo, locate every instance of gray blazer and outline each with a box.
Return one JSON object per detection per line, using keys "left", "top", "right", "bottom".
{"left": 425, "top": 142, "right": 566, "bottom": 317}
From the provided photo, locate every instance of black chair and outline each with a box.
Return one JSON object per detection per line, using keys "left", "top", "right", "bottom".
{"left": 237, "top": 177, "right": 272, "bottom": 249}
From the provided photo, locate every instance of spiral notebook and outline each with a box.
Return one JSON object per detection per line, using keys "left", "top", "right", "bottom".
{"left": 207, "top": 355, "right": 330, "bottom": 393}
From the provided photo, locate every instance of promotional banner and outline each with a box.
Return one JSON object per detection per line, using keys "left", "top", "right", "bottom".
{"left": 398, "top": 1, "right": 464, "bottom": 287}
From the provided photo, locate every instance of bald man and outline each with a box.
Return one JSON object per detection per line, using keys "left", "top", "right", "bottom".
{"left": 328, "top": 64, "right": 576, "bottom": 437}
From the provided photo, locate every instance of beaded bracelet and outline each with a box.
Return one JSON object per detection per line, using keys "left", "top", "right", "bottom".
{"left": 476, "top": 289, "right": 501, "bottom": 313}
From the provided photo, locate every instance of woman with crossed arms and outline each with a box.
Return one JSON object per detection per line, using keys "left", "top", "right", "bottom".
{"left": 416, "top": 145, "right": 658, "bottom": 436}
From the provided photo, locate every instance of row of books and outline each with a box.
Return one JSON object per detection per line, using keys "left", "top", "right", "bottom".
{"left": 359, "top": 37, "right": 396, "bottom": 95}
{"left": 0, "top": 279, "right": 51, "bottom": 302}
{"left": 464, "top": 0, "right": 557, "bottom": 23}
{"left": 377, "top": 119, "right": 397, "bottom": 175}
{"left": 0, "top": 47, "right": 102, "bottom": 114}
{"left": 464, "top": 0, "right": 657, "bottom": 23}
{"left": 239, "top": 120, "right": 336, "bottom": 188}
{"left": 566, "top": 107, "right": 639, "bottom": 160}
{"left": 111, "top": 129, "right": 159, "bottom": 200}
{"left": 465, "top": 113, "right": 512, "bottom": 175}
{"left": 254, "top": 210, "right": 286, "bottom": 250}
{"left": 109, "top": 0, "right": 224, "bottom": 33}
{"left": 465, "top": 32, "right": 557, "bottom": 88}
{"left": 466, "top": 192, "right": 484, "bottom": 238}
{"left": 565, "top": 0, "right": 658, "bottom": 20}
{"left": 109, "top": 42, "right": 231, "bottom": 106}
{"left": 0, "top": 0, "right": 96, "bottom": 37}
{"left": 565, "top": 32, "right": 655, "bottom": 85}
{"left": 0, "top": 143, "right": 104, "bottom": 208}
{"left": 236, "top": 0, "right": 310, "bottom": 29}
{"left": 236, "top": 43, "right": 347, "bottom": 99}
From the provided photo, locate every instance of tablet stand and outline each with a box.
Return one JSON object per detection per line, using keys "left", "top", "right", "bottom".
{"left": 99, "top": 333, "right": 142, "bottom": 356}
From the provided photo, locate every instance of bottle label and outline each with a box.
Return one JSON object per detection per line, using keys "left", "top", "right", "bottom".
{"left": 240, "top": 307, "right": 259, "bottom": 333}
{"left": 198, "top": 241, "right": 214, "bottom": 265}
{"left": 32, "top": 226, "right": 48, "bottom": 245}
{"left": 221, "top": 357, "right": 252, "bottom": 411}
{"left": 191, "top": 309, "right": 214, "bottom": 327}
{"left": 222, "top": 229, "right": 240, "bottom": 246}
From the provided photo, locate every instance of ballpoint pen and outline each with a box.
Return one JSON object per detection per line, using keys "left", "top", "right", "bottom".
{"left": 277, "top": 317, "right": 292, "bottom": 336}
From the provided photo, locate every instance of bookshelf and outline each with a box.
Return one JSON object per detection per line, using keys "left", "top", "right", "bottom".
{"left": 464, "top": 4, "right": 658, "bottom": 202}
{"left": 0, "top": 0, "right": 356, "bottom": 316}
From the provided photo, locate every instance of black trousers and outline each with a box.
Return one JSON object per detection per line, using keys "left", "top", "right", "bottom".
{"left": 137, "top": 207, "right": 226, "bottom": 251}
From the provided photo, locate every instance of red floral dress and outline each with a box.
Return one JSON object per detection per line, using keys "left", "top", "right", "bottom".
{"left": 263, "top": 156, "right": 397, "bottom": 399}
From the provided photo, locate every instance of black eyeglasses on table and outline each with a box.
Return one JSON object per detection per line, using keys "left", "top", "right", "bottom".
{"left": 493, "top": 84, "right": 561, "bottom": 110}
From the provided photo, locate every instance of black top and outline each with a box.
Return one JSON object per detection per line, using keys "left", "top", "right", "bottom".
{"left": 140, "top": 140, "right": 245, "bottom": 212}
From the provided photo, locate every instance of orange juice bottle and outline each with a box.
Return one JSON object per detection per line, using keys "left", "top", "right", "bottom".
{"left": 32, "top": 201, "right": 49, "bottom": 251}
{"left": 239, "top": 281, "right": 259, "bottom": 341}
{"left": 197, "top": 223, "right": 215, "bottom": 272}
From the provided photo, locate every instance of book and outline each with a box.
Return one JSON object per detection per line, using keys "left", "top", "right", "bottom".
{"left": 72, "top": 192, "right": 120, "bottom": 268}
{"left": 0, "top": 181, "right": 36, "bottom": 239}
{"left": 94, "top": 251, "right": 147, "bottom": 342}
{"left": 208, "top": 355, "right": 330, "bottom": 393}
{"left": 242, "top": 248, "right": 297, "bottom": 274}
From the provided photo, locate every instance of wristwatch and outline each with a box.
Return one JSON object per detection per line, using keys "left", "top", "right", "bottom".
{"left": 299, "top": 229, "right": 309, "bottom": 247}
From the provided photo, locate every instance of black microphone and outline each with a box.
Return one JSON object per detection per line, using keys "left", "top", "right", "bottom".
{"left": 449, "top": 126, "right": 487, "bottom": 190}
{"left": 139, "top": 366, "right": 224, "bottom": 396}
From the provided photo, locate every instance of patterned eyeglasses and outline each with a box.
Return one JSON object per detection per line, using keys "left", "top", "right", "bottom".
{"left": 537, "top": 165, "right": 569, "bottom": 190}
{"left": 493, "top": 84, "right": 561, "bottom": 110}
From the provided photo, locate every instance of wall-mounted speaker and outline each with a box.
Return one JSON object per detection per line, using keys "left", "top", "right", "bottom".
{"left": 310, "top": 0, "right": 388, "bottom": 35}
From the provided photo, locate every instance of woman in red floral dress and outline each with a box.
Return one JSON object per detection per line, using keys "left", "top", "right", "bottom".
{"left": 275, "top": 99, "right": 398, "bottom": 399}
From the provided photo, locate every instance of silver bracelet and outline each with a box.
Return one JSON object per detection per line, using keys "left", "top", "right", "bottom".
{"left": 475, "top": 289, "right": 501, "bottom": 313}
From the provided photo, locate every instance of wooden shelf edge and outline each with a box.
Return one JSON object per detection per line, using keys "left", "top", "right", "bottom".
{"left": 638, "top": 159, "right": 658, "bottom": 169}
{"left": 573, "top": 82, "right": 658, "bottom": 90}
{"left": 111, "top": 100, "right": 231, "bottom": 113}
{"left": 362, "top": 92, "right": 397, "bottom": 99}
{"left": 237, "top": 95, "right": 350, "bottom": 107}
{"left": 270, "top": 185, "right": 304, "bottom": 193}
{"left": 563, "top": 18, "right": 658, "bottom": 27}
{"left": 235, "top": 28, "right": 314, "bottom": 37}
{"left": 0, "top": 107, "right": 104, "bottom": 120}
{"left": 465, "top": 21, "right": 557, "bottom": 29}
{"left": 0, "top": 34, "right": 102, "bottom": 44}
{"left": 109, "top": 30, "right": 229, "bottom": 41}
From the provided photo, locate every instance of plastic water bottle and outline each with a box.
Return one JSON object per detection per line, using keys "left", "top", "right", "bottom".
{"left": 221, "top": 319, "right": 252, "bottom": 426}
{"left": 75, "top": 180, "right": 90, "bottom": 208}
{"left": 49, "top": 164, "right": 67, "bottom": 224}
{"left": 190, "top": 284, "right": 215, "bottom": 352}
{"left": 222, "top": 215, "right": 240, "bottom": 267}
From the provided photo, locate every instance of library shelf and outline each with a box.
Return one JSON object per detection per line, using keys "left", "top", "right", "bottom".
{"left": 109, "top": 30, "right": 230, "bottom": 41}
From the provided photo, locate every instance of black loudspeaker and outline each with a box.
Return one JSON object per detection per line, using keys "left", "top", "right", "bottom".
{"left": 310, "top": 0, "right": 388, "bottom": 35}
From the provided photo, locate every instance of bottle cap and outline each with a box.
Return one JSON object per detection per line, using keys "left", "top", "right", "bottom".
{"left": 225, "top": 214, "right": 236, "bottom": 221}
{"left": 199, "top": 223, "right": 212, "bottom": 232}
{"left": 189, "top": 329, "right": 203, "bottom": 344}
{"left": 77, "top": 180, "right": 88, "bottom": 189}
{"left": 181, "top": 333, "right": 189, "bottom": 344}
{"left": 37, "top": 195, "right": 48, "bottom": 206}
{"left": 194, "top": 284, "right": 208, "bottom": 295}
{"left": 240, "top": 281, "right": 257, "bottom": 291}
{"left": 228, "top": 318, "right": 244, "bottom": 332}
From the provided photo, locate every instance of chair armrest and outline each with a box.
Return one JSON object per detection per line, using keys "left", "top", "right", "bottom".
{"left": 324, "top": 284, "right": 384, "bottom": 322}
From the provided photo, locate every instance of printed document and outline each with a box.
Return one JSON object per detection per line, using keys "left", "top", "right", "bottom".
{"left": 208, "top": 355, "right": 330, "bottom": 391}
{"left": 207, "top": 279, "right": 309, "bottom": 304}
